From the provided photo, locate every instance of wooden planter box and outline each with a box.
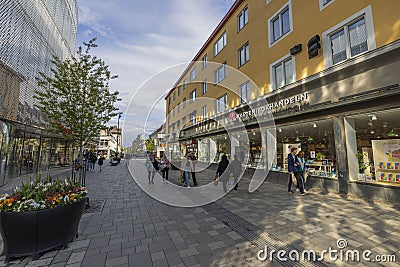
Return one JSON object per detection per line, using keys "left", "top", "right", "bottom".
{"left": 0, "top": 198, "right": 87, "bottom": 262}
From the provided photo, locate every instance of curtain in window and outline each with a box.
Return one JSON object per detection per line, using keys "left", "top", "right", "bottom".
{"left": 349, "top": 18, "right": 368, "bottom": 57}
{"left": 331, "top": 29, "right": 347, "bottom": 64}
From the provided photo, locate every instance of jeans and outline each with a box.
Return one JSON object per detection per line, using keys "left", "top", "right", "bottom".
{"left": 183, "top": 167, "right": 190, "bottom": 187}
{"left": 161, "top": 168, "right": 169, "bottom": 180}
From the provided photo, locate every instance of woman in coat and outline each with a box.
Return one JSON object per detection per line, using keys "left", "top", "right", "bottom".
{"left": 160, "top": 154, "right": 171, "bottom": 183}
{"left": 216, "top": 154, "right": 230, "bottom": 192}
{"left": 180, "top": 152, "right": 192, "bottom": 187}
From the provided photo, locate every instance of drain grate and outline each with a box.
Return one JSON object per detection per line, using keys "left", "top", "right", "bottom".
{"left": 203, "top": 202, "right": 327, "bottom": 267}
{"left": 83, "top": 198, "right": 106, "bottom": 214}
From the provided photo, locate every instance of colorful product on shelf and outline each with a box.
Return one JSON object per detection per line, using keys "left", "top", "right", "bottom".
{"left": 378, "top": 162, "right": 400, "bottom": 170}
{"left": 379, "top": 172, "right": 400, "bottom": 182}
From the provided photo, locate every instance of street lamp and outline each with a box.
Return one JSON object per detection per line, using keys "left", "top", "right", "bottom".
{"left": 116, "top": 112, "right": 122, "bottom": 153}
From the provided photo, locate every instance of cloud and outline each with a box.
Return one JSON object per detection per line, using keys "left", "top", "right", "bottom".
{"left": 76, "top": 0, "right": 235, "bottom": 146}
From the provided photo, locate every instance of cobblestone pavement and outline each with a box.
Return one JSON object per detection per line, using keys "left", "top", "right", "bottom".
{"left": 0, "top": 159, "right": 399, "bottom": 266}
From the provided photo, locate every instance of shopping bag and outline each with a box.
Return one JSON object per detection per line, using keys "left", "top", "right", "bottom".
{"left": 214, "top": 174, "right": 219, "bottom": 186}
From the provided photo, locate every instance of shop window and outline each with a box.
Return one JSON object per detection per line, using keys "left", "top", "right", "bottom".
{"left": 238, "top": 43, "right": 250, "bottom": 67}
{"left": 268, "top": 1, "right": 293, "bottom": 46}
{"left": 274, "top": 119, "right": 337, "bottom": 178}
{"left": 240, "top": 80, "right": 250, "bottom": 103}
{"left": 322, "top": 6, "right": 375, "bottom": 68}
{"left": 214, "top": 32, "right": 227, "bottom": 56}
{"left": 270, "top": 54, "right": 295, "bottom": 90}
{"left": 345, "top": 108, "right": 400, "bottom": 185}
{"left": 238, "top": 6, "right": 248, "bottom": 32}
{"left": 215, "top": 94, "right": 228, "bottom": 113}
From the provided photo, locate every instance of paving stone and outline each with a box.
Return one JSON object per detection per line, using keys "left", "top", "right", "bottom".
{"left": 52, "top": 250, "right": 73, "bottom": 264}
{"left": 25, "top": 258, "right": 53, "bottom": 267}
{"left": 151, "top": 251, "right": 166, "bottom": 262}
{"left": 67, "top": 251, "right": 86, "bottom": 265}
{"left": 128, "top": 251, "right": 152, "bottom": 267}
{"left": 178, "top": 247, "right": 199, "bottom": 258}
{"left": 105, "top": 256, "right": 128, "bottom": 267}
{"left": 65, "top": 239, "right": 91, "bottom": 251}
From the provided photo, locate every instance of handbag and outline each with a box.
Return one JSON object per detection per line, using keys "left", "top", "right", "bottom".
{"left": 214, "top": 174, "right": 219, "bottom": 186}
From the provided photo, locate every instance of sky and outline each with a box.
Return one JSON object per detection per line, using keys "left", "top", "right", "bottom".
{"left": 76, "top": 0, "right": 236, "bottom": 147}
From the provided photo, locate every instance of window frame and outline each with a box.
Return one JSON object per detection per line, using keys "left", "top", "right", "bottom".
{"left": 173, "top": 91, "right": 176, "bottom": 101}
{"left": 240, "top": 80, "right": 251, "bottom": 104}
{"left": 237, "top": 6, "right": 248, "bottom": 32}
{"left": 202, "top": 54, "right": 207, "bottom": 69}
{"left": 202, "top": 80, "right": 207, "bottom": 95}
{"left": 267, "top": 0, "right": 293, "bottom": 47}
{"left": 183, "top": 97, "right": 187, "bottom": 109}
{"left": 238, "top": 42, "right": 250, "bottom": 67}
{"left": 178, "top": 86, "right": 181, "bottom": 96}
{"left": 189, "top": 111, "right": 197, "bottom": 125}
{"left": 269, "top": 53, "right": 296, "bottom": 91}
{"left": 214, "top": 63, "right": 227, "bottom": 84}
{"left": 202, "top": 105, "right": 207, "bottom": 120}
{"left": 183, "top": 79, "right": 187, "bottom": 89}
{"left": 322, "top": 6, "right": 376, "bottom": 68}
{"left": 189, "top": 89, "right": 197, "bottom": 103}
{"left": 190, "top": 67, "right": 197, "bottom": 82}
{"left": 215, "top": 94, "right": 228, "bottom": 114}
{"left": 319, "top": 0, "right": 335, "bottom": 10}
{"left": 214, "top": 31, "right": 227, "bottom": 56}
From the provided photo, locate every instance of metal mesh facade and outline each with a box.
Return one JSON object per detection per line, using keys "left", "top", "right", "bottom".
{"left": 0, "top": 0, "right": 77, "bottom": 125}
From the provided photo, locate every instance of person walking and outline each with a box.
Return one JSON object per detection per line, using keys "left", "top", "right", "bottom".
{"left": 288, "top": 147, "right": 305, "bottom": 195}
{"left": 98, "top": 152, "right": 104, "bottom": 172}
{"left": 145, "top": 152, "right": 156, "bottom": 184}
{"left": 180, "top": 152, "right": 192, "bottom": 188}
{"left": 160, "top": 154, "right": 170, "bottom": 183}
{"left": 296, "top": 151, "right": 307, "bottom": 192}
{"left": 189, "top": 152, "right": 198, "bottom": 186}
{"left": 216, "top": 154, "right": 230, "bottom": 192}
{"left": 229, "top": 154, "right": 242, "bottom": 190}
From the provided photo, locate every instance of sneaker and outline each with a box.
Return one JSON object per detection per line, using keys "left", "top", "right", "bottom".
{"left": 288, "top": 190, "right": 295, "bottom": 194}
{"left": 304, "top": 189, "right": 308, "bottom": 193}
{"left": 295, "top": 188, "right": 299, "bottom": 192}
{"left": 300, "top": 192, "right": 306, "bottom": 195}
{"left": 187, "top": 186, "right": 191, "bottom": 188}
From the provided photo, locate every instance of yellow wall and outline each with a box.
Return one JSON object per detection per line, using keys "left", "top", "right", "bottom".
{"left": 166, "top": 0, "right": 400, "bottom": 135}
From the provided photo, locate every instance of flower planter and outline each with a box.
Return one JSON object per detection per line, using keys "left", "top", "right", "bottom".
{"left": 0, "top": 197, "right": 87, "bottom": 262}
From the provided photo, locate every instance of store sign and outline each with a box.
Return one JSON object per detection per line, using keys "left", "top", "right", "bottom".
{"left": 230, "top": 92, "right": 309, "bottom": 121}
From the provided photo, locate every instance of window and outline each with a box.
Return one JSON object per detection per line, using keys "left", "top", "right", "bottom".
{"left": 240, "top": 81, "right": 251, "bottom": 103}
{"left": 190, "top": 67, "right": 197, "bottom": 82}
{"left": 190, "top": 89, "right": 196, "bottom": 103}
{"left": 190, "top": 111, "right": 197, "bottom": 125}
{"left": 182, "top": 117, "right": 187, "bottom": 126}
{"left": 202, "top": 105, "right": 207, "bottom": 120}
{"left": 173, "top": 91, "right": 176, "bottom": 101}
{"left": 177, "top": 102, "right": 180, "bottom": 113}
{"left": 214, "top": 32, "right": 226, "bottom": 56}
{"left": 238, "top": 6, "right": 248, "bottom": 32}
{"left": 270, "top": 54, "right": 295, "bottom": 90}
{"left": 178, "top": 86, "right": 181, "bottom": 96}
{"left": 183, "top": 79, "right": 187, "bottom": 89}
{"left": 319, "top": 0, "right": 334, "bottom": 10}
{"left": 268, "top": 1, "right": 292, "bottom": 46}
{"left": 214, "top": 63, "right": 227, "bottom": 84}
{"left": 202, "top": 80, "right": 207, "bottom": 94}
{"left": 215, "top": 94, "right": 228, "bottom": 113}
{"left": 202, "top": 54, "right": 207, "bottom": 69}
{"left": 183, "top": 97, "right": 187, "bottom": 109}
{"left": 322, "top": 6, "right": 375, "bottom": 67}
{"left": 168, "top": 97, "right": 171, "bottom": 106}
{"left": 176, "top": 121, "right": 181, "bottom": 130}
{"left": 238, "top": 43, "right": 250, "bottom": 67}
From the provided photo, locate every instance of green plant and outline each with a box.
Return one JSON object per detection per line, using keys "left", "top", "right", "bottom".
{"left": 356, "top": 151, "right": 370, "bottom": 173}
{"left": 0, "top": 175, "right": 88, "bottom": 213}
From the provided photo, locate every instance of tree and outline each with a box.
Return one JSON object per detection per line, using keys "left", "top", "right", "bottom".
{"left": 35, "top": 39, "right": 121, "bottom": 182}
{"left": 145, "top": 138, "right": 155, "bottom": 152}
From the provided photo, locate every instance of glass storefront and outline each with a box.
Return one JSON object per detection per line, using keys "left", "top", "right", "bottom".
{"left": 345, "top": 108, "right": 400, "bottom": 185}
{"left": 274, "top": 119, "right": 337, "bottom": 178}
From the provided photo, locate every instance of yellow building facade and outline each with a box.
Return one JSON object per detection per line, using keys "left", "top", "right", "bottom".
{"left": 164, "top": 0, "right": 400, "bottom": 202}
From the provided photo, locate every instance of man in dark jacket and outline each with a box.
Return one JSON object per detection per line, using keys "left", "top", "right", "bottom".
{"left": 287, "top": 147, "right": 305, "bottom": 194}
{"left": 217, "top": 154, "right": 229, "bottom": 192}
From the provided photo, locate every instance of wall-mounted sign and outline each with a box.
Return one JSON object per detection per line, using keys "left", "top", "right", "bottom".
{"left": 230, "top": 92, "right": 309, "bottom": 121}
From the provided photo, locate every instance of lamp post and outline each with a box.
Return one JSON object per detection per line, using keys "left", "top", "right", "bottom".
{"left": 116, "top": 112, "right": 122, "bottom": 153}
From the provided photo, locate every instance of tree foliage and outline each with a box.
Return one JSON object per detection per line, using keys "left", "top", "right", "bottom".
{"left": 145, "top": 138, "right": 155, "bottom": 152}
{"left": 34, "top": 38, "right": 120, "bottom": 149}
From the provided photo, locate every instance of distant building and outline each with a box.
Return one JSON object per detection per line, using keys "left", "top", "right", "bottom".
{"left": 149, "top": 124, "right": 166, "bottom": 158}
{"left": 129, "top": 134, "right": 146, "bottom": 156}
{"left": 97, "top": 128, "right": 122, "bottom": 159}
